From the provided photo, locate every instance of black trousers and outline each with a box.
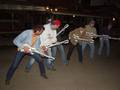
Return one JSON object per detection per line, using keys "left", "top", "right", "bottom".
{"left": 67, "top": 43, "right": 83, "bottom": 63}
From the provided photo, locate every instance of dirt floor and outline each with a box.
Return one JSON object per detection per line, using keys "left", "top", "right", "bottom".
{"left": 0, "top": 41, "right": 120, "bottom": 90}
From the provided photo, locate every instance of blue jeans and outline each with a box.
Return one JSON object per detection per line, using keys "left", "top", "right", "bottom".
{"left": 82, "top": 42, "right": 95, "bottom": 63}
{"left": 51, "top": 44, "right": 68, "bottom": 65}
{"left": 98, "top": 38, "right": 110, "bottom": 56}
{"left": 6, "top": 51, "right": 46, "bottom": 81}
{"left": 26, "top": 44, "right": 68, "bottom": 70}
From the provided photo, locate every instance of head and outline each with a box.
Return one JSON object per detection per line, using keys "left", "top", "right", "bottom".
{"left": 51, "top": 19, "right": 61, "bottom": 30}
{"left": 88, "top": 19, "right": 95, "bottom": 27}
{"left": 32, "top": 24, "right": 45, "bottom": 36}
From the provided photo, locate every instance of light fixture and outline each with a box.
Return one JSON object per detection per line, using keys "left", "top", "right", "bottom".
{"left": 50, "top": 9, "right": 53, "bottom": 11}
{"left": 73, "top": 14, "right": 75, "bottom": 17}
{"left": 112, "top": 17, "right": 115, "bottom": 21}
{"left": 46, "top": 6, "right": 49, "bottom": 10}
{"left": 55, "top": 8, "right": 58, "bottom": 11}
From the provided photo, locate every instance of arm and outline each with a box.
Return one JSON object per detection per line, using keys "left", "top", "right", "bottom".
{"left": 69, "top": 29, "right": 79, "bottom": 45}
{"left": 13, "top": 30, "right": 29, "bottom": 48}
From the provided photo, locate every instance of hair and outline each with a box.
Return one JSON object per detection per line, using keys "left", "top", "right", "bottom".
{"left": 32, "top": 24, "right": 45, "bottom": 32}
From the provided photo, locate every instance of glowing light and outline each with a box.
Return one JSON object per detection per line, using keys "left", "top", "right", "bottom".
{"left": 73, "top": 15, "right": 75, "bottom": 17}
{"left": 112, "top": 17, "right": 115, "bottom": 21}
{"left": 46, "top": 6, "right": 49, "bottom": 10}
{"left": 55, "top": 8, "right": 58, "bottom": 11}
{"left": 50, "top": 9, "right": 53, "bottom": 11}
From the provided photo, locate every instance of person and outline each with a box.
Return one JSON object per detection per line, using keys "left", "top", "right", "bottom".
{"left": 84, "top": 19, "right": 97, "bottom": 63}
{"left": 25, "top": 19, "right": 68, "bottom": 71}
{"left": 5, "top": 24, "right": 47, "bottom": 85}
{"left": 68, "top": 25, "right": 95, "bottom": 64}
{"left": 67, "top": 26, "right": 84, "bottom": 64}
{"left": 98, "top": 22, "right": 112, "bottom": 56}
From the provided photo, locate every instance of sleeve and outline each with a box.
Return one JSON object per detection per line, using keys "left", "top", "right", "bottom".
{"left": 93, "top": 28, "right": 97, "bottom": 35}
{"left": 69, "top": 30, "right": 78, "bottom": 45}
{"left": 13, "top": 30, "right": 28, "bottom": 48}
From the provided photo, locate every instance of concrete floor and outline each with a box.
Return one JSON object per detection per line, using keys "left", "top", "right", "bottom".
{"left": 0, "top": 41, "right": 120, "bottom": 90}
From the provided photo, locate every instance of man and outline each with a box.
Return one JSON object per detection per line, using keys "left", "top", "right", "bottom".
{"left": 26, "top": 19, "right": 68, "bottom": 71}
{"left": 67, "top": 26, "right": 85, "bottom": 63}
{"left": 5, "top": 24, "right": 47, "bottom": 85}
{"left": 67, "top": 19, "right": 97, "bottom": 64}
{"left": 84, "top": 19, "right": 97, "bottom": 63}
{"left": 98, "top": 23, "right": 112, "bottom": 56}
{"left": 68, "top": 25, "right": 94, "bottom": 64}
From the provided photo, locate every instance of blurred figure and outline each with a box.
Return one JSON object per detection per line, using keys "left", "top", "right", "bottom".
{"left": 84, "top": 19, "right": 97, "bottom": 63}
{"left": 98, "top": 23, "right": 112, "bottom": 56}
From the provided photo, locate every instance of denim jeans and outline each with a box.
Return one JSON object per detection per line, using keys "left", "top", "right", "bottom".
{"left": 6, "top": 51, "right": 46, "bottom": 81}
{"left": 26, "top": 58, "right": 35, "bottom": 70}
{"left": 43, "top": 44, "right": 68, "bottom": 69}
{"left": 82, "top": 42, "right": 95, "bottom": 63}
{"left": 52, "top": 44, "right": 68, "bottom": 64}
{"left": 98, "top": 38, "right": 110, "bottom": 56}
{"left": 25, "top": 48, "right": 54, "bottom": 70}
{"left": 26, "top": 44, "right": 68, "bottom": 70}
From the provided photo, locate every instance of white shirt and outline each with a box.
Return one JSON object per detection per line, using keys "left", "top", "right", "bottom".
{"left": 40, "top": 23, "right": 57, "bottom": 46}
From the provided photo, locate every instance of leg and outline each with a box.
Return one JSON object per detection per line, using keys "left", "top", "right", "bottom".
{"left": 98, "top": 38, "right": 104, "bottom": 55}
{"left": 6, "top": 51, "right": 25, "bottom": 85}
{"left": 43, "top": 47, "right": 57, "bottom": 71}
{"left": 45, "top": 48, "right": 54, "bottom": 70}
{"left": 58, "top": 44, "right": 68, "bottom": 65}
{"left": 105, "top": 39, "right": 110, "bottom": 56}
{"left": 31, "top": 53, "right": 47, "bottom": 79}
{"left": 81, "top": 43, "right": 87, "bottom": 63}
{"left": 76, "top": 43, "right": 83, "bottom": 63}
{"left": 67, "top": 43, "right": 75, "bottom": 61}
{"left": 25, "top": 58, "right": 35, "bottom": 72}
{"left": 50, "top": 47, "right": 57, "bottom": 69}
{"left": 89, "top": 43, "right": 95, "bottom": 63}
{"left": 51, "top": 46, "right": 57, "bottom": 58}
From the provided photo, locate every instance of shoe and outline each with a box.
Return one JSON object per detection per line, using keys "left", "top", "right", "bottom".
{"left": 41, "top": 74, "right": 48, "bottom": 79}
{"left": 5, "top": 80, "right": 10, "bottom": 85}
